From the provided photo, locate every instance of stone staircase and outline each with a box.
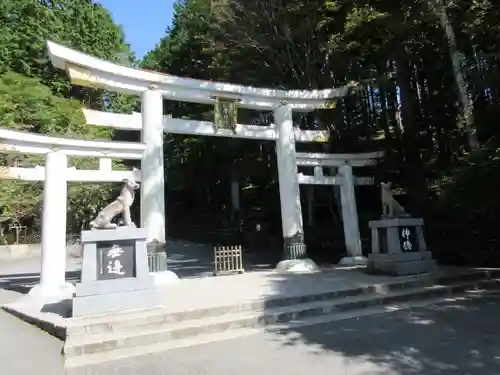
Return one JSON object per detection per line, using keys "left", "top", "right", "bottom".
{"left": 64, "top": 269, "right": 500, "bottom": 368}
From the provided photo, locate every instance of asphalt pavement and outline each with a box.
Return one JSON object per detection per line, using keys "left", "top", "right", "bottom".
{"left": 0, "top": 288, "right": 64, "bottom": 375}
{"left": 68, "top": 292, "right": 500, "bottom": 375}
{"left": 1, "top": 256, "right": 500, "bottom": 375}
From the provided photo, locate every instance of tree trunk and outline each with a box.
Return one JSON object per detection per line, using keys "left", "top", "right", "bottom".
{"left": 395, "top": 45, "right": 427, "bottom": 212}
{"left": 378, "top": 84, "right": 392, "bottom": 145}
{"left": 230, "top": 165, "right": 240, "bottom": 221}
{"left": 386, "top": 61, "right": 402, "bottom": 142}
{"left": 429, "top": 0, "right": 479, "bottom": 150}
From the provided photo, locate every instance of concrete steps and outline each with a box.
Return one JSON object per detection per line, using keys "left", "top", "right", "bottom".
{"left": 64, "top": 270, "right": 500, "bottom": 368}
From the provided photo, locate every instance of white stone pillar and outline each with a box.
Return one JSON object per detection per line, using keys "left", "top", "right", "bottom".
{"left": 338, "top": 163, "right": 366, "bottom": 265}
{"left": 29, "top": 151, "right": 75, "bottom": 300}
{"left": 140, "top": 84, "right": 166, "bottom": 244}
{"left": 274, "top": 104, "right": 307, "bottom": 261}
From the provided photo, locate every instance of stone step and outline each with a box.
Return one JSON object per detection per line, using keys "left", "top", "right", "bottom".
{"left": 65, "top": 290, "right": 493, "bottom": 370}
{"left": 64, "top": 278, "right": 500, "bottom": 368}
{"left": 66, "top": 268, "right": 500, "bottom": 338}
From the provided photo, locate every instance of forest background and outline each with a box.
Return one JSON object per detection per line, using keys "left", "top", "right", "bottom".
{"left": 2, "top": 0, "right": 500, "bottom": 266}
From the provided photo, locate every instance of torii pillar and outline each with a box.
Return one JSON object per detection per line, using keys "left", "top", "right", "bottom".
{"left": 29, "top": 150, "right": 75, "bottom": 300}
{"left": 274, "top": 104, "right": 318, "bottom": 272}
{"left": 140, "top": 84, "right": 166, "bottom": 244}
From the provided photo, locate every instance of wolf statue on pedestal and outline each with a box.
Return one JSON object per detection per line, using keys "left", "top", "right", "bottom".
{"left": 89, "top": 179, "right": 140, "bottom": 230}
{"left": 380, "top": 182, "right": 409, "bottom": 218}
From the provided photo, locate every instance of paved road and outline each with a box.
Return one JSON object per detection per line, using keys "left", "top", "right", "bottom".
{"left": 0, "top": 289, "right": 64, "bottom": 375}
{"left": 69, "top": 293, "right": 500, "bottom": 375}
{"left": 0, "top": 257, "right": 75, "bottom": 375}
{"left": 1, "top": 255, "right": 499, "bottom": 375}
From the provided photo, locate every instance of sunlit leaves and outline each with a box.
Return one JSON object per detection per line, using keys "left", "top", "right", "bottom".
{"left": 0, "top": 0, "right": 138, "bottom": 230}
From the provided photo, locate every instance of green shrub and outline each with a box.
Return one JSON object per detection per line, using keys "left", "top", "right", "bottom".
{"left": 429, "top": 146, "right": 500, "bottom": 266}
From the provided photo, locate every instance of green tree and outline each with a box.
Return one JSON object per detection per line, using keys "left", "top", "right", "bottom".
{"left": 142, "top": 0, "right": 286, "bottom": 241}
{"left": 0, "top": 0, "right": 138, "bottom": 123}
{"left": 0, "top": 0, "right": 138, "bottom": 237}
{"left": 141, "top": 0, "right": 500, "bottom": 263}
{"left": 0, "top": 72, "right": 119, "bottom": 230}
{"left": 142, "top": 0, "right": 234, "bottom": 205}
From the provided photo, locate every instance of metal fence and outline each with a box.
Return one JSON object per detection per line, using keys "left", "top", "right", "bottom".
{"left": 17, "top": 232, "right": 41, "bottom": 244}
{"left": 0, "top": 229, "right": 41, "bottom": 245}
{"left": 0, "top": 229, "right": 82, "bottom": 246}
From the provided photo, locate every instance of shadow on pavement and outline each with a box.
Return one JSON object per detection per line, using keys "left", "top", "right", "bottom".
{"left": 165, "top": 239, "right": 279, "bottom": 278}
{"left": 0, "top": 239, "right": 278, "bottom": 294}
{"left": 0, "top": 271, "right": 81, "bottom": 294}
{"left": 270, "top": 291, "right": 500, "bottom": 374}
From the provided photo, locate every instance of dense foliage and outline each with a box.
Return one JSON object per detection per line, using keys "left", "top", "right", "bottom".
{"left": 142, "top": 0, "right": 500, "bottom": 264}
{"left": 2, "top": 0, "right": 500, "bottom": 265}
{"left": 0, "top": 0, "right": 137, "bottom": 236}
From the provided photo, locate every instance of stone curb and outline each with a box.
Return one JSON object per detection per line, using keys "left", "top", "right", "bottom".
{"left": 1, "top": 304, "right": 66, "bottom": 340}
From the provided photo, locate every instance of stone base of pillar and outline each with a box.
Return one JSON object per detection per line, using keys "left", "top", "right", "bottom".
{"left": 146, "top": 241, "right": 179, "bottom": 285}
{"left": 147, "top": 241, "right": 166, "bottom": 254}
{"left": 275, "top": 258, "right": 319, "bottom": 273}
{"left": 27, "top": 282, "right": 75, "bottom": 302}
{"left": 338, "top": 256, "right": 368, "bottom": 266}
{"left": 277, "top": 235, "right": 319, "bottom": 273}
{"left": 282, "top": 234, "right": 308, "bottom": 260}
{"left": 150, "top": 270, "right": 179, "bottom": 286}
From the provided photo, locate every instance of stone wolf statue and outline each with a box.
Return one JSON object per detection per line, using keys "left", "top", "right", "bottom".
{"left": 381, "top": 182, "right": 407, "bottom": 218}
{"left": 89, "top": 179, "right": 140, "bottom": 230}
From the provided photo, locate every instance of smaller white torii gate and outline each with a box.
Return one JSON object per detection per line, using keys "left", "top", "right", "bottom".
{"left": 0, "top": 129, "right": 144, "bottom": 299}
{"left": 296, "top": 152, "right": 383, "bottom": 264}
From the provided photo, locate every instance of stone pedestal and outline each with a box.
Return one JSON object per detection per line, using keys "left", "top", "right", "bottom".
{"left": 275, "top": 233, "right": 319, "bottom": 274}
{"left": 367, "top": 218, "right": 438, "bottom": 276}
{"left": 338, "top": 256, "right": 368, "bottom": 266}
{"left": 275, "top": 258, "right": 319, "bottom": 273}
{"left": 146, "top": 241, "right": 179, "bottom": 285}
{"left": 72, "top": 228, "right": 160, "bottom": 317}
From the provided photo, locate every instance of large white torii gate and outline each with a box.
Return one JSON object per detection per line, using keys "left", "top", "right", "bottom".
{"left": 81, "top": 111, "right": 383, "bottom": 265}
{"left": 43, "top": 40, "right": 377, "bottom": 268}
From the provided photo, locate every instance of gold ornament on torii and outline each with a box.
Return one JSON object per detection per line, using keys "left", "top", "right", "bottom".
{"left": 213, "top": 97, "right": 238, "bottom": 134}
